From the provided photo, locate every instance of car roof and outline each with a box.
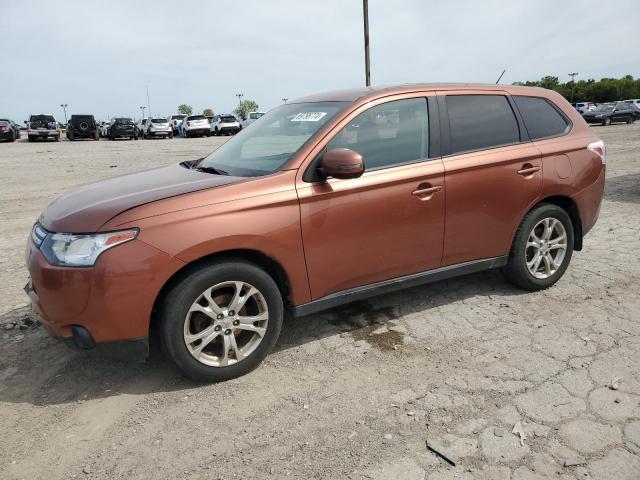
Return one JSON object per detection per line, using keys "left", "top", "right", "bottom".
{"left": 290, "top": 83, "right": 553, "bottom": 103}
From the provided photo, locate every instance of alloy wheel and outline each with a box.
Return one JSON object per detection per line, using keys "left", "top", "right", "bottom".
{"left": 183, "top": 281, "right": 269, "bottom": 367}
{"left": 525, "top": 217, "right": 568, "bottom": 279}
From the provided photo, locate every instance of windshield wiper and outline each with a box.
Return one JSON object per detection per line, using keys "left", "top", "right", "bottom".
{"left": 195, "top": 165, "right": 229, "bottom": 176}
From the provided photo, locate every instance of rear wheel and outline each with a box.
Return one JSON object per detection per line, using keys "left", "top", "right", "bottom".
{"left": 159, "top": 260, "right": 283, "bottom": 382}
{"left": 503, "top": 204, "right": 574, "bottom": 291}
{"left": 627, "top": 116, "right": 634, "bottom": 124}
{"left": 603, "top": 117, "right": 611, "bottom": 126}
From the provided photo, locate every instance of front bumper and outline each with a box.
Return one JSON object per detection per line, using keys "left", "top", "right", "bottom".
{"left": 25, "top": 238, "right": 185, "bottom": 357}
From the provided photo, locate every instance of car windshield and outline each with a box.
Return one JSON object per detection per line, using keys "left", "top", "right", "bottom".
{"left": 197, "top": 101, "right": 348, "bottom": 177}
{"left": 188, "top": 115, "right": 206, "bottom": 121}
{"left": 151, "top": 118, "right": 167, "bottom": 123}
{"left": 0, "top": 121, "right": 9, "bottom": 126}
{"left": 171, "top": 115, "right": 186, "bottom": 120}
{"left": 115, "top": 117, "right": 134, "bottom": 124}
{"left": 593, "top": 105, "right": 614, "bottom": 112}
{"left": 220, "top": 116, "right": 237, "bottom": 123}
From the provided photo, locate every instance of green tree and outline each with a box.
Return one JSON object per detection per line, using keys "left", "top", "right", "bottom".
{"left": 203, "top": 108, "right": 214, "bottom": 117}
{"left": 512, "top": 75, "right": 640, "bottom": 103}
{"left": 233, "top": 100, "right": 259, "bottom": 121}
{"left": 177, "top": 104, "right": 193, "bottom": 115}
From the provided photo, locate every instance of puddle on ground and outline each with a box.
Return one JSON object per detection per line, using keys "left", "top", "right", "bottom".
{"left": 328, "top": 301, "right": 404, "bottom": 351}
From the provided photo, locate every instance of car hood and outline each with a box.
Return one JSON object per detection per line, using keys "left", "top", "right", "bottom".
{"left": 39, "top": 163, "right": 244, "bottom": 232}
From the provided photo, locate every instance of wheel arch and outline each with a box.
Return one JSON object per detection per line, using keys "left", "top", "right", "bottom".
{"left": 149, "top": 248, "right": 292, "bottom": 332}
{"left": 515, "top": 195, "right": 583, "bottom": 252}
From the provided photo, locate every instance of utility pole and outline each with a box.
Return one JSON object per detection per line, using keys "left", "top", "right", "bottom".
{"left": 60, "top": 104, "right": 68, "bottom": 124}
{"left": 363, "top": 0, "right": 371, "bottom": 86}
{"left": 568, "top": 72, "right": 578, "bottom": 104}
{"left": 146, "top": 85, "right": 152, "bottom": 118}
{"left": 139, "top": 106, "right": 146, "bottom": 120}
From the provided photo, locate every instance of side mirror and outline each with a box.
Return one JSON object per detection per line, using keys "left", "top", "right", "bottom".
{"left": 319, "top": 148, "right": 365, "bottom": 180}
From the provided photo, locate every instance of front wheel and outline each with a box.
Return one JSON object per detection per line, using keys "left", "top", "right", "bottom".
{"left": 159, "top": 260, "right": 283, "bottom": 382}
{"left": 503, "top": 204, "right": 574, "bottom": 291}
{"left": 603, "top": 117, "right": 611, "bottom": 126}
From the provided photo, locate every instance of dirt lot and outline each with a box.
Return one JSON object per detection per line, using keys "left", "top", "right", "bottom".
{"left": 1, "top": 126, "right": 639, "bottom": 480}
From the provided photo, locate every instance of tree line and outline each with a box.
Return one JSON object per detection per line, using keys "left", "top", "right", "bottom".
{"left": 513, "top": 75, "right": 640, "bottom": 103}
{"left": 176, "top": 100, "right": 259, "bottom": 120}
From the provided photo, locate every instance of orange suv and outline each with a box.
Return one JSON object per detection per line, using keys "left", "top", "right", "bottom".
{"left": 25, "top": 84, "right": 606, "bottom": 381}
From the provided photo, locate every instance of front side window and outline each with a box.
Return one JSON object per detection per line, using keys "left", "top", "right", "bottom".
{"left": 446, "top": 95, "right": 520, "bottom": 155}
{"left": 198, "top": 101, "right": 348, "bottom": 177}
{"left": 513, "top": 96, "right": 570, "bottom": 140}
{"left": 327, "top": 97, "right": 429, "bottom": 170}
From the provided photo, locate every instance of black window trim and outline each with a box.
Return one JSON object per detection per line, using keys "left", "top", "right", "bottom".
{"left": 512, "top": 95, "right": 573, "bottom": 142}
{"left": 303, "top": 95, "right": 440, "bottom": 182}
{"left": 438, "top": 93, "right": 528, "bottom": 158}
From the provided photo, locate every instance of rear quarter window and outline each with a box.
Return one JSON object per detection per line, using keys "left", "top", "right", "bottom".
{"left": 513, "top": 96, "right": 570, "bottom": 140}
{"left": 446, "top": 95, "right": 520, "bottom": 155}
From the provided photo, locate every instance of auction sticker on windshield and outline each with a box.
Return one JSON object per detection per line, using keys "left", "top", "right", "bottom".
{"left": 291, "top": 112, "right": 327, "bottom": 122}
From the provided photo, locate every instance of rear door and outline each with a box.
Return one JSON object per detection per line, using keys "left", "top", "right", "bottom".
{"left": 438, "top": 91, "right": 542, "bottom": 266}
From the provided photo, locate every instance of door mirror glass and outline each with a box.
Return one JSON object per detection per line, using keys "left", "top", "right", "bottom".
{"left": 320, "top": 148, "right": 364, "bottom": 179}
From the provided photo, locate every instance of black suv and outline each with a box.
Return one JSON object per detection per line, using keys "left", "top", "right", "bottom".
{"left": 66, "top": 115, "right": 99, "bottom": 141}
{"left": 108, "top": 117, "right": 138, "bottom": 140}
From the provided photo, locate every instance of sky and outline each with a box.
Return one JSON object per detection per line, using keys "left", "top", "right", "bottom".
{"left": 1, "top": 0, "right": 638, "bottom": 122}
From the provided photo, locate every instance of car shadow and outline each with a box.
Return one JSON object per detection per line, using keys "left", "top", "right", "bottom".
{"left": 0, "top": 269, "right": 524, "bottom": 406}
{"left": 604, "top": 172, "right": 640, "bottom": 204}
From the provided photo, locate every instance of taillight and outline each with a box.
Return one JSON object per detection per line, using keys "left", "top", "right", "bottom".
{"left": 587, "top": 140, "right": 606, "bottom": 164}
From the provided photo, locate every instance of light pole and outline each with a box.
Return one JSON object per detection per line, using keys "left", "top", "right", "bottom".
{"left": 282, "top": 98, "right": 288, "bottom": 104}
{"left": 363, "top": 0, "right": 371, "bottom": 86}
{"left": 568, "top": 72, "right": 578, "bottom": 104}
{"left": 139, "top": 106, "right": 146, "bottom": 119}
{"left": 236, "top": 93, "right": 244, "bottom": 119}
{"left": 60, "top": 104, "right": 68, "bottom": 124}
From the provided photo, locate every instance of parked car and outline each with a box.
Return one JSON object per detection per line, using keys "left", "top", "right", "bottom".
{"left": 182, "top": 114, "right": 210, "bottom": 137}
{"left": 137, "top": 118, "right": 149, "bottom": 137}
{"left": 26, "top": 114, "right": 60, "bottom": 142}
{"left": 66, "top": 114, "right": 99, "bottom": 141}
{"left": 108, "top": 117, "right": 138, "bottom": 140}
{"left": 145, "top": 117, "right": 173, "bottom": 139}
{"left": 168, "top": 114, "right": 187, "bottom": 135}
{"left": 0, "top": 118, "right": 21, "bottom": 139}
{"left": 24, "top": 84, "right": 605, "bottom": 381}
{"left": 0, "top": 120, "right": 17, "bottom": 142}
{"left": 582, "top": 102, "right": 636, "bottom": 125}
{"left": 241, "top": 111, "right": 265, "bottom": 127}
{"left": 574, "top": 102, "right": 596, "bottom": 114}
{"left": 623, "top": 99, "right": 640, "bottom": 110}
{"left": 211, "top": 114, "right": 242, "bottom": 135}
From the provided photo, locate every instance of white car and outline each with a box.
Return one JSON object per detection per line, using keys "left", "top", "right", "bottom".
{"left": 623, "top": 99, "right": 640, "bottom": 110}
{"left": 145, "top": 117, "right": 173, "bottom": 139}
{"left": 26, "top": 114, "right": 60, "bottom": 142}
{"left": 182, "top": 114, "right": 210, "bottom": 138}
{"left": 574, "top": 102, "right": 596, "bottom": 114}
{"left": 168, "top": 114, "right": 187, "bottom": 135}
{"left": 137, "top": 118, "right": 148, "bottom": 137}
{"left": 242, "top": 111, "right": 265, "bottom": 127}
{"left": 211, "top": 114, "right": 242, "bottom": 136}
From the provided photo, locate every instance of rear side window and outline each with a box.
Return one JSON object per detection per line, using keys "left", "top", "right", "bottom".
{"left": 514, "top": 96, "right": 570, "bottom": 140}
{"left": 446, "top": 95, "right": 520, "bottom": 155}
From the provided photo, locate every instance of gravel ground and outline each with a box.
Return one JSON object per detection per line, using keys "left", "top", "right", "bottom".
{"left": 0, "top": 125, "right": 639, "bottom": 480}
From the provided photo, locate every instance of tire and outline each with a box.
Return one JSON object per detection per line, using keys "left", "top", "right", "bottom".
{"left": 54, "top": 135, "right": 60, "bottom": 142}
{"left": 94, "top": 131, "right": 99, "bottom": 141}
{"left": 169, "top": 132, "right": 173, "bottom": 139}
{"left": 159, "top": 260, "right": 283, "bottom": 382}
{"left": 68, "top": 130, "right": 75, "bottom": 141}
{"left": 627, "top": 116, "right": 634, "bottom": 124}
{"left": 110, "top": 134, "right": 115, "bottom": 141}
{"left": 28, "top": 136, "right": 35, "bottom": 142}
{"left": 603, "top": 117, "right": 611, "bottom": 126}
{"left": 503, "top": 203, "right": 574, "bottom": 291}
{"left": 9, "top": 133, "right": 15, "bottom": 142}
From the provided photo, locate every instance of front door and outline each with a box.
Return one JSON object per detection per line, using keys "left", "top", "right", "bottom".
{"left": 296, "top": 96, "right": 445, "bottom": 300}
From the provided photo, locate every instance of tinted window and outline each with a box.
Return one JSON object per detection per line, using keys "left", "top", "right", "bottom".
{"left": 513, "top": 96, "right": 569, "bottom": 140}
{"left": 327, "top": 98, "right": 429, "bottom": 170}
{"left": 446, "top": 95, "right": 519, "bottom": 154}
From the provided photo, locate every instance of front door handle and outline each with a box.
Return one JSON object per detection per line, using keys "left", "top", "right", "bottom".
{"left": 412, "top": 184, "right": 443, "bottom": 200}
{"left": 517, "top": 164, "right": 541, "bottom": 176}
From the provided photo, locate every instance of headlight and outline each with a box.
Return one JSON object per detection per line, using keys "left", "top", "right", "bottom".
{"left": 39, "top": 229, "right": 138, "bottom": 267}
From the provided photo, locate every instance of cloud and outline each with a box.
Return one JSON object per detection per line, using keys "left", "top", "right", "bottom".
{"left": 1, "top": 0, "right": 638, "bottom": 121}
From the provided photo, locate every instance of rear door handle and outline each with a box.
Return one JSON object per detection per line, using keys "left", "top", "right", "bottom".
{"left": 517, "top": 165, "right": 541, "bottom": 176}
{"left": 412, "top": 184, "right": 443, "bottom": 200}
